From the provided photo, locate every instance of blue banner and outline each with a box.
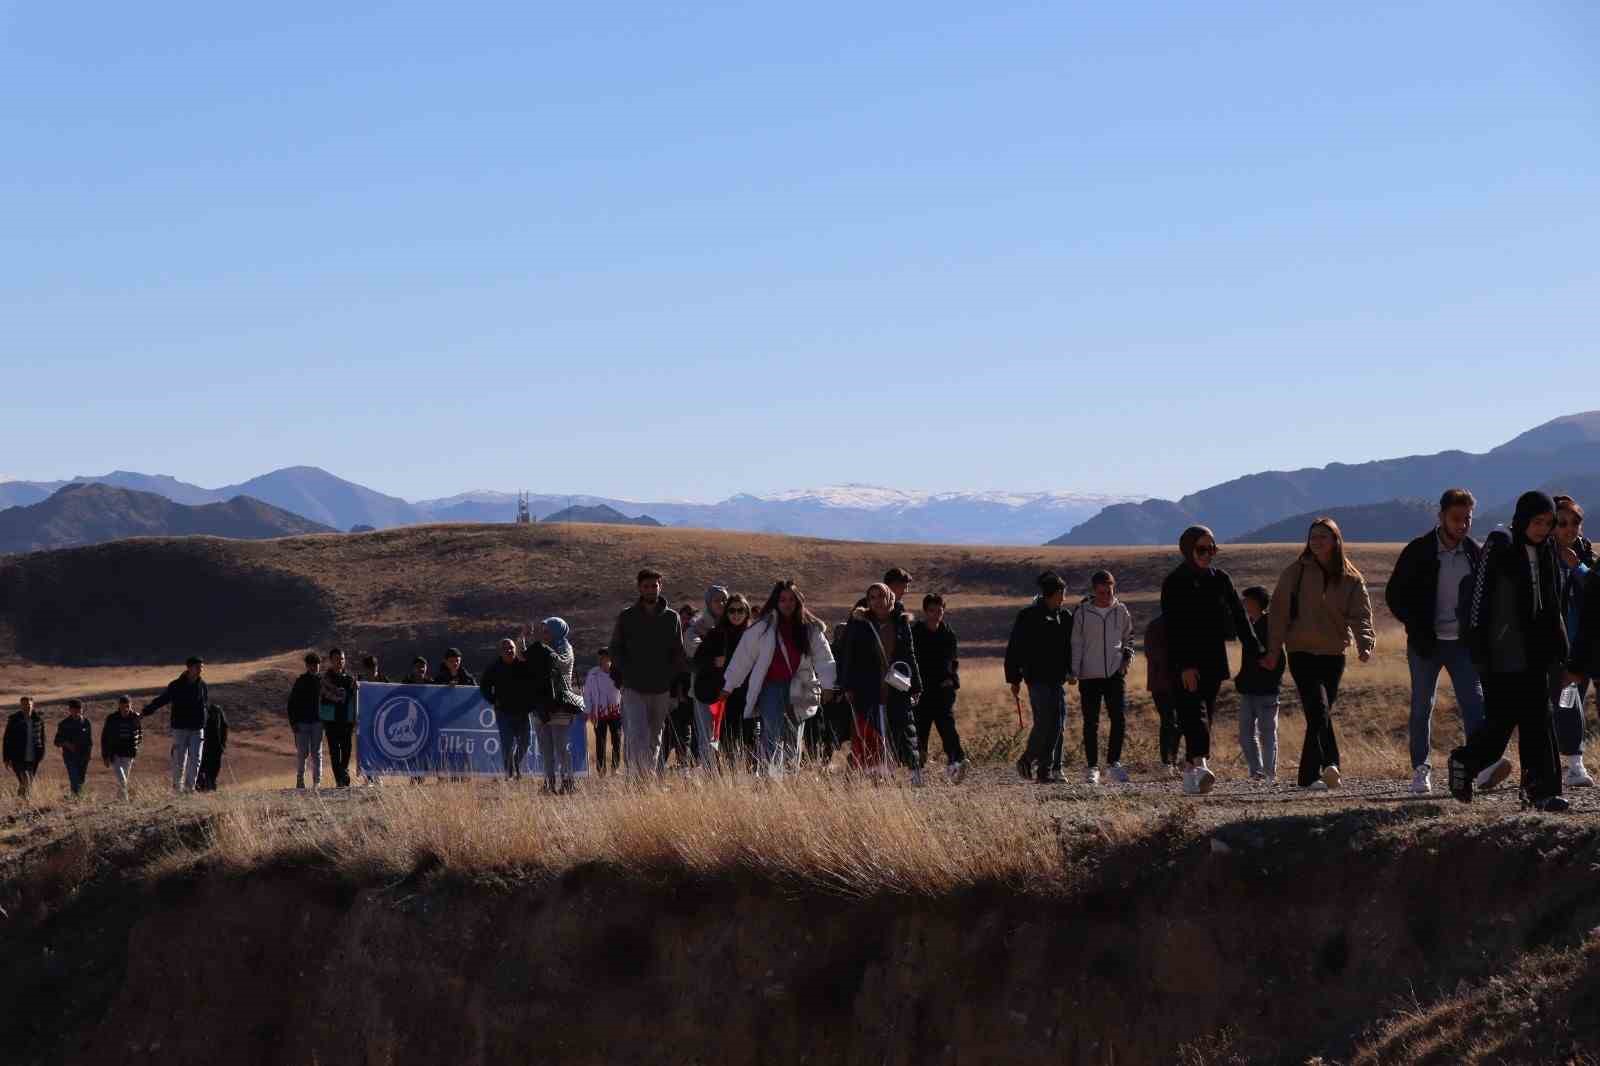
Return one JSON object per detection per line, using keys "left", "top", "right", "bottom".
{"left": 357, "top": 683, "right": 588, "bottom": 777}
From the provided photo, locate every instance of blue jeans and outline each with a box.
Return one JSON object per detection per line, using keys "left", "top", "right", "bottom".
{"left": 1024, "top": 682, "right": 1067, "bottom": 777}
{"left": 1407, "top": 640, "right": 1486, "bottom": 769}
{"left": 497, "top": 713, "right": 530, "bottom": 778}
{"left": 63, "top": 754, "right": 90, "bottom": 795}
{"left": 755, "top": 680, "right": 801, "bottom": 771}
{"left": 1237, "top": 693, "right": 1280, "bottom": 778}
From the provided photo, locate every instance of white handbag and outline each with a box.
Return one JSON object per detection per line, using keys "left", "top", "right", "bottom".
{"left": 776, "top": 627, "right": 823, "bottom": 719}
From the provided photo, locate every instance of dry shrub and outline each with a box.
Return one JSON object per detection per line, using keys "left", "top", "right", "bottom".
{"left": 204, "top": 773, "right": 1089, "bottom": 897}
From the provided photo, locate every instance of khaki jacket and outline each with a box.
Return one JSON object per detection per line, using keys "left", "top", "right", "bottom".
{"left": 1268, "top": 557, "right": 1376, "bottom": 658}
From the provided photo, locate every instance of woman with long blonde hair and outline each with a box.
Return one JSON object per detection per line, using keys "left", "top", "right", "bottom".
{"left": 1264, "top": 517, "right": 1376, "bottom": 790}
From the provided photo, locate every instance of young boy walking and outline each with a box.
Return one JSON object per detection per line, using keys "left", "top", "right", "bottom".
{"left": 1072, "top": 572, "right": 1135, "bottom": 784}
{"left": 584, "top": 647, "right": 623, "bottom": 775}
{"left": 101, "top": 696, "right": 143, "bottom": 800}
{"left": 1235, "top": 587, "right": 1286, "bottom": 780}
{"left": 911, "top": 593, "right": 967, "bottom": 783}
{"left": 3, "top": 697, "right": 46, "bottom": 799}
{"left": 54, "top": 699, "right": 94, "bottom": 796}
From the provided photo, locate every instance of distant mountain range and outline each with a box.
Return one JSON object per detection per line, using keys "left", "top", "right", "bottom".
{"left": 1232, "top": 499, "right": 1440, "bottom": 544}
{"left": 1054, "top": 412, "right": 1600, "bottom": 545}
{"left": 0, "top": 484, "right": 332, "bottom": 554}
{"left": 1, "top": 471, "right": 1134, "bottom": 545}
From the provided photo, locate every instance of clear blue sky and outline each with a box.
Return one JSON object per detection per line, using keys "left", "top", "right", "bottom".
{"left": 3, "top": 1, "right": 1596, "bottom": 503}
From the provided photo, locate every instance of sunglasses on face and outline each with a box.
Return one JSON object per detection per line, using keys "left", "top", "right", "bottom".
{"left": 1194, "top": 544, "right": 1218, "bottom": 557}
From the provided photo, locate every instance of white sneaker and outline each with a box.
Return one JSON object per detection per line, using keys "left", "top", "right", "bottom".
{"left": 1108, "top": 763, "right": 1131, "bottom": 784}
{"left": 1195, "top": 766, "right": 1216, "bottom": 794}
{"left": 1181, "top": 768, "right": 1199, "bottom": 795}
{"left": 1084, "top": 766, "right": 1100, "bottom": 785}
{"left": 1564, "top": 759, "right": 1595, "bottom": 788}
{"left": 1321, "top": 765, "right": 1342, "bottom": 789}
{"left": 1475, "top": 757, "right": 1513, "bottom": 792}
{"left": 1410, "top": 766, "right": 1432, "bottom": 795}
{"left": 947, "top": 760, "right": 968, "bottom": 784}
{"left": 1305, "top": 780, "right": 1329, "bottom": 792}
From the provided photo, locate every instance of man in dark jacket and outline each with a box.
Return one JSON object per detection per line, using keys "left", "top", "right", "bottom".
{"left": 54, "top": 699, "right": 94, "bottom": 797}
{"left": 360, "top": 655, "right": 389, "bottom": 683}
{"left": 481, "top": 637, "right": 538, "bottom": 779}
{"left": 609, "top": 568, "right": 688, "bottom": 778}
{"left": 1006, "top": 572, "right": 1074, "bottom": 784}
{"left": 1385, "top": 488, "right": 1487, "bottom": 795}
{"left": 101, "top": 695, "right": 143, "bottom": 800}
{"left": 320, "top": 649, "right": 358, "bottom": 788}
{"left": 912, "top": 593, "right": 966, "bottom": 782}
{"left": 3, "top": 697, "right": 46, "bottom": 798}
{"left": 141, "top": 657, "right": 209, "bottom": 794}
{"left": 287, "top": 652, "right": 325, "bottom": 789}
{"left": 837, "top": 583, "right": 923, "bottom": 781}
{"left": 196, "top": 703, "right": 228, "bottom": 791}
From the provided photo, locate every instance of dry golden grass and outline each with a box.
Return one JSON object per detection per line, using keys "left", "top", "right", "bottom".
{"left": 196, "top": 773, "right": 1099, "bottom": 897}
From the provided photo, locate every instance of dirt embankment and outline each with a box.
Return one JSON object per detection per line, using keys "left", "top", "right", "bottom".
{"left": 5, "top": 804, "right": 1600, "bottom": 1065}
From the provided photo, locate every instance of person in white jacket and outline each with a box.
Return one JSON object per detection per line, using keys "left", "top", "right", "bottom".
{"left": 719, "top": 580, "right": 837, "bottom": 773}
{"left": 1071, "top": 571, "right": 1135, "bottom": 784}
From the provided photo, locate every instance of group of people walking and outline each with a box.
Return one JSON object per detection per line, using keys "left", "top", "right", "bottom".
{"left": 8, "top": 486, "right": 1600, "bottom": 810}
{"left": 3, "top": 662, "right": 228, "bottom": 800}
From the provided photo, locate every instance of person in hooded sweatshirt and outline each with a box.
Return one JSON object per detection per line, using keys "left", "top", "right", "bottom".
{"left": 1263, "top": 518, "right": 1376, "bottom": 791}
{"left": 3, "top": 697, "right": 46, "bottom": 798}
{"left": 530, "top": 617, "right": 583, "bottom": 793}
{"left": 54, "top": 699, "right": 94, "bottom": 797}
{"left": 1233, "top": 587, "right": 1286, "bottom": 781}
{"left": 1451, "top": 491, "right": 1570, "bottom": 812}
{"left": 1160, "top": 527, "right": 1263, "bottom": 796}
{"left": 1071, "top": 571, "right": 1135, "bottom": 785}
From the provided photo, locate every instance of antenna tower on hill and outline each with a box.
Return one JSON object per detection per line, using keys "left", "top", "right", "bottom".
{"left": 515, "top": 491, "right": 531, "bottom": 524}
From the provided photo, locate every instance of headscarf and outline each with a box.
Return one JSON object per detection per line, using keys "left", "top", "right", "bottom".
{"left": 542, "top": 617, "right": 571, "bottom": 655}
{"left": 1512, "top": 491, "right": 1556, "bottom": 548}
{"left": 705, "top": 585, "right": 730, "bottom": 614}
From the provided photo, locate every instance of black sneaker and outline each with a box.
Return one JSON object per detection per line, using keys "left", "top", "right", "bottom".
{"left": 1015, "top": 755, "right": 1035, "bottom": 781}
{"left": 1535, "top": 795, "right": 1571, "bottom": 813}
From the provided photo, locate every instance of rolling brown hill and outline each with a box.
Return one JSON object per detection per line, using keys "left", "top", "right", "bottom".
{"left": 0, "top": 482, "right": 333, "bottom": 555}
{"left": 0, "top": 521, "right": 1402, "bottom": 672}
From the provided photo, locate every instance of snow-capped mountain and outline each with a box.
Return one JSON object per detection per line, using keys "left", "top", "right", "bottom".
{"left": 415, "top": 483, "right": 1138, "bottom": 544}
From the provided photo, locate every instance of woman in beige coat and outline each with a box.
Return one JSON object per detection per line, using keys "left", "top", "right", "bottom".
{"left": 1263, "top": 518, "right": 1376, "bottom": 790}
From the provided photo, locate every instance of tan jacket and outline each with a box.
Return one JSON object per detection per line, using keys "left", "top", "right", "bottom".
{"left": 1267, "top": 557, "right": 1376, "bottom": 658}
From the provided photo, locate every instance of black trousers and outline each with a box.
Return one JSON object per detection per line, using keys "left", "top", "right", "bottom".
{"left": 657, "top": 698, "right": 697, "bottom": 769}
{"left": 1153, "top": 693, "right": 1180, "bottom": 765}
{"left": 1078, "top": 676, "right": 1126, "bottom": 767}
{"left": 498, "top": 713, "right": 531, "bottom": 778}
{"left": 593, "top": 718, "right": 621, "bottom": 773}
{"left": 325, "top": 722, "right": 354, "bottom": 787}
{"left": 915, "top": 689, "right": 965, "bottom": 767}
{"left": 720, "top": 712, "right": 758, "bottom": 772}
{"left": 1176, "top": 678, "right": 1222, "bottom": 763}
{"left": 1460, "top": 669, "right": 1561, "bottom": 803}
{"left": 1288, "top": 652, "right": 1345, "bottom": 787}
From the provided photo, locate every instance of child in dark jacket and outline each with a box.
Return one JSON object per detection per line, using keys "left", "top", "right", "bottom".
{"left": 196, "top": 704, "right": 228, "bottom": 792}
{"left": 4, "top": 697, "right": 46, "bottom": 798}
{"left": 101, "top": 695, "right": 143, "bottom": 800}
{"left": 1234, "top": 587, "right": 1287, "bottom": 780}
{"left": 911, "top": 593, "right": 967, "bottom": 783}
{"left": 54, "top": 699, "right": 94, "bottom": 796}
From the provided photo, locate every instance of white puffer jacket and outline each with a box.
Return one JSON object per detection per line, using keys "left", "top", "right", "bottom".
{"left": 720, "top": 612, "right": 838, "bottom": 719}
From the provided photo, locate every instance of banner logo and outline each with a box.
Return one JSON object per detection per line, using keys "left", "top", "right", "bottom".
{"left": 372, "top": 695, "right": 430, "bottom": 762}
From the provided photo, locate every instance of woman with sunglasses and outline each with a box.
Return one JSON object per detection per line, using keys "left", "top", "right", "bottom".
{"left": 1262, "top": 518, "right": 1375, "bottom": 791}
{"left": 694, "top": 593, "right": 755, "bottom": 771}
{"left": 1160, "top": 525, "right": 1263, "bottom": 795}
